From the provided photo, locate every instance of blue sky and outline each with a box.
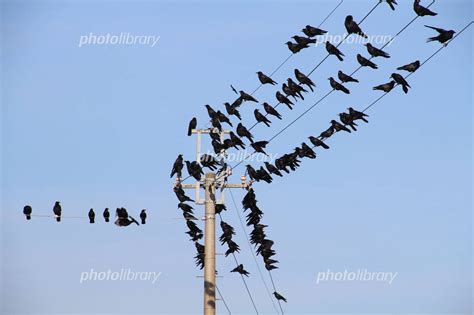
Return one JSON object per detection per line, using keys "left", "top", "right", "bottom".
{"left": 1, "top": 0, "right": 472, "bottom": 314}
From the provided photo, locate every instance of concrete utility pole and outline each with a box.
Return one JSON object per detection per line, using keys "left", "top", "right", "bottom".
{"left": 176, "top": 128, "right": 249, "bottom": 315}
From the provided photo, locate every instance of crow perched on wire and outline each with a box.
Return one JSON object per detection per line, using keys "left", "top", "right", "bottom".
{"left": 273, "top": 292, "right": 287, "bottom": 303}
{"left": 339, "top": 112, "right": 358, "bottom": 131}
{"left": 414, "top": 0, "right": 437, "bottom": 16}
{"left": 254, "top": 109, "right": 272, "bottom": 127}
{"left": 229, "top": 131, "right": 246, "bottom": 149}
{"left": 320, "top": 126, "right": 335, "bottom": 139}
{"left": 264, "top": 162, "right": 283, "bottom": 177}
{"left": 140, "top": 209, "right": 147, "bottom": 224}
{"left": 300, "top": 142, "right": 317, "bottom": 159}
{"left": 236, "top": 123, "right": 254, "bottom": 143}
{"left": 187, "top": 117, "right": 196, "bottom": 136}
{"left": 239, "top": 91, "right": 258, "bottom": 103}
{"left": 103, "top": 208, "right": 110, "bottom": 222}
{"left": 391, "top": 73, "right": 411, "bottom": 93}
{"left": 397, "top": 60, "right": 420, "bottom": 73}
{"left": 309, "top": 136, "right": 330, "bottom": 149}
{"left": 170, "top": 154, "right": 184, "bottom": 178}
{"left": 294, "top": 69, "right": 316, "bottom": 92}
{"left": 53, "top": 201, "right": 61, "bottom": 222}
{"left": 348, "top": 107, "right": 369, "bottom": 123}
{"left": 185, "top": 160, "right": 203, "bottom": 181}
{"left": 88, "top": 209, "right": 95, "bottom": 224}
{"left": 115, "top": 208, "right": 139, "bottom": 226}
{"left": 365, "top": 43, "right": 390, "bottom": 58}
{"left": 357, "top": 54, "right": 378, "bottom": 69}
{"left": 276, "top": 91, "right": 294, "bottom": 109}
{"left": 326, "top": 41, "right": 344, "bottom": 61}
{"left": 292, "top": 35, "right": 316, "bottom": 46}
{"left": 257, "top": 71, "right": 277, "bottom": 85}
{"left": 262, "top": 102, "right": 282, "bottom": 120}
{"left": 331, "top": 120, "right": 351, "bottom": 133}
{"left": 224, "top": 102, "right": 242, "bottom": 120}
{"left": 288, "top": 78, "right": 308, "bottom": 99}
{"left": 200, "top": 154, "right": 219, "bottom": 170}
{"left": 373, "top": 81, "right": 395, "bottom": 92}
{"left": 425, "top": 25, "right": 455, "bottom": 44}
{"left": 251, "top": 141, "right": 269, "bottom": 156}
{"left": 302, "top": 25, "right": 327, "bottom": 37}
{"left": 217, "top": 110, "right": 232, "bottom": 127}
{"left": 194, "top": 242, "right": 205, "bottom": 269}
{"left": 174, "top": 185, "right": 194, "bottom": 202}
{"left": 23, "top": 205, "right": 32, "bottom": 220}
{"left": 246, "top": 165, "right": 259, "bottom": 181}
{"left": 205, "top": 104, "right": 217, "bottom": 120}
{"left": 186, "top": 220, "right": 202, "bottom": 241}
{"left": 329, "top": 77, "right": 350, "bottom": 94}
{"left": 285, "top": 41, "right": 307, "bottom": 54}
{"left": 220, "top": 220, "right": 235, "bottom": 244}
{"left": 345, "top": 15, "right": 368, "bottom": 38}
{"left": 231, "top": 264, "right": 250, "bottom": 277}
{"left": 282, "top": 83, "right": 298, "bottom": 101}
{"left": 338, "top": 70, "right": 358, "bottom": 83}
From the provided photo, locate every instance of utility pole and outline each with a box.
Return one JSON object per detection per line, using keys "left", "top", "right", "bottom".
{"left": 176, "top": 128, "right": 249, "bottom": 315}
{"left": 203, "top": 172, "right": 216, "bottom": 315}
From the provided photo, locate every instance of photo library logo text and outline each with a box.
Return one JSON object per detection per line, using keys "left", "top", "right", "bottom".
{"left": 78, "top": 32, "right": 160, "bottom": 48}
{"left": 316, "top": 269, "right": 397, "bottom": 285}
{"left": 314, "top": 33, "right": 394, "bottom": 47}
{"left": 79, "top": 268, "right": 162, "bottom": 284}
{"left": 201, "top": 150, "right": 278, "bottom": 163}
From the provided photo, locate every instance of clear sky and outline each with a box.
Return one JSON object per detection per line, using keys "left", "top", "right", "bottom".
{"left": 1, "top": 0, "right": 472, "bottom": 314}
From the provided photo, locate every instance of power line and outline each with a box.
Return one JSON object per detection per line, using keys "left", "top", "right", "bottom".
{"left": 228, "top": 189, "right": 280, "bottom": 314}
{"left": 216, "top": 285, "right": 232, "bottom": 315}
{"left": 268, "top": 270, "right": 284, "bottom": 314}
{"left": 249, "top": 0, "right": 345, "bottom": 96}
{"left": 217, "top": 212, "right": 259, "bottom": 314}
{"left": 215, "top": 3, "right": 440, "bottom": 179}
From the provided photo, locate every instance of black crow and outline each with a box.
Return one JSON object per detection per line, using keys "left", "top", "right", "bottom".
{"left": 397, "top": 60, "right": 420, "bottom": 73}
{"left": 345, "top": 15, "right": 368, "bottom": 38}
{"left": 23, "top": 205, "right": 32, "bottom": 220}
{"left": 188, "top": 117, "right": 196, "bottom": 136}
{"left": 251, "top": 141, "right": 269, "bottom": 156}
{"left": 294, "top": 68, "right": 316, "bottom": 91}
{"left": 254, "top": 109, "right": 271, "bottom": 127}
{"left": 229, "top": 131, "right": 246, "bottom": 149}
{"left": 331, "top": 120, "right": 351, "bottom": 133}
{"left": 365, "top": 43, "right": 390, "bottom": 58}
{"left": 339, "top": 112, "right": 358, "bottom": 131}
{"left": 288, "top": 78, "right": 308, "bottom": 99}
{"left": 103, "top": 208, "right": 110, "bottom": 222}
{"left": 285, "top": 41, "right": 307, "bottom": 54}
{"left": 302, "top": 25, "right": 327, "bottom": 37}
{"left": 348, "top": 107, "right": 369, "bottom": 123}
{"left": 53, "top": 201, "right": 61, "bottom": 222}
{"left": 373, "top": 81, "right": 395, "bottom": 92}
{"left": 262, "top": 102, "right": 282, "bottom": 119}
{"left": 257, "top": 71, "right": 277, "bottom": 85}
{"left": 231, "top": 264, "right": 250, "bottom": 277}
{"left": 216, "top": 110, "right": 232, "bottom": 127}
{"left": 230, "top": 84, "right": 238, "bottom": 94}
{"left": 224, "top": 102, "right": 242, "bottom": 120}
{"left": 414, "top": 0, "right": 437, "bottom": 16}
{"left": 329, "top": 77, "right": 350, "bottom": 94}
{"left": 326, "top": 41, "right": 344, "bottom": 61}
{"left": 425, "top": 25, "right": 455, "bottom": 44}
{"left": 357, "top": 54, "right": 378, "bottom": 69}
{"left": 391, "top": 73, "right": 410, "bottom": 93}
{"left": 282, "top": 83, "right": 298, "bottom": 101}
{"left": 88, "top": 209, "right": 95, "bottom": 224}
{"left": 170, "top": 154, "right": 184, "bottom": 178}
{"left": 320, "top": 126, "right": 335, "bottom": 139}
{"left": 276, "top": 91, "right": 294, "bottom": 109}
{"left": 338, "top": 70, "right": 359, "bottom": 83}
{"left": 264, "top": 162, "right": 283, "bottom": 177}
{"left": 239, "top": 91, "right": 258, "bottom": 103}
{"left": 300, "top": 142, "right": 317, "bottom": 159}
{"left": 140, "top": 209, "right": 147, "bottom": 224}
{"left": 273, "top": 291, "right": 287, "bottom": 302}
{"left": 185, "top": 160, "right": 203, "bottom": 181}
{"left": 385, "top": 0, "right": 398, "bottom": 10}
{"left": 205, "top": 104, "right": 217, "bottom": 120}
{"left": 236, "top": 123, "right": 254, "bottom": 143}
{"left": 309, "top": 136, "right": 330, "bottom": 149}
{"left": 292, "top": 35, "right": 316, "bottom": 46}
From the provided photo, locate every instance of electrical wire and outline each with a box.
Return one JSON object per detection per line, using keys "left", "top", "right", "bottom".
{"left": 268, "top": 270, "right": 285, "bottom": 314}
{"left": 228, "top": 188, "right": 280, "bottom": 314}
{"left": 216, "top": 285, "right": 232, "bottom": 315}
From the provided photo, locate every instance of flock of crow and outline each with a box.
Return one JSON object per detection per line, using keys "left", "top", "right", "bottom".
{"left": 23, "top": 202, "right": 147, "bottom": 226}
{"left": 170, "top": 0, "right": 456, "bottom": 307}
